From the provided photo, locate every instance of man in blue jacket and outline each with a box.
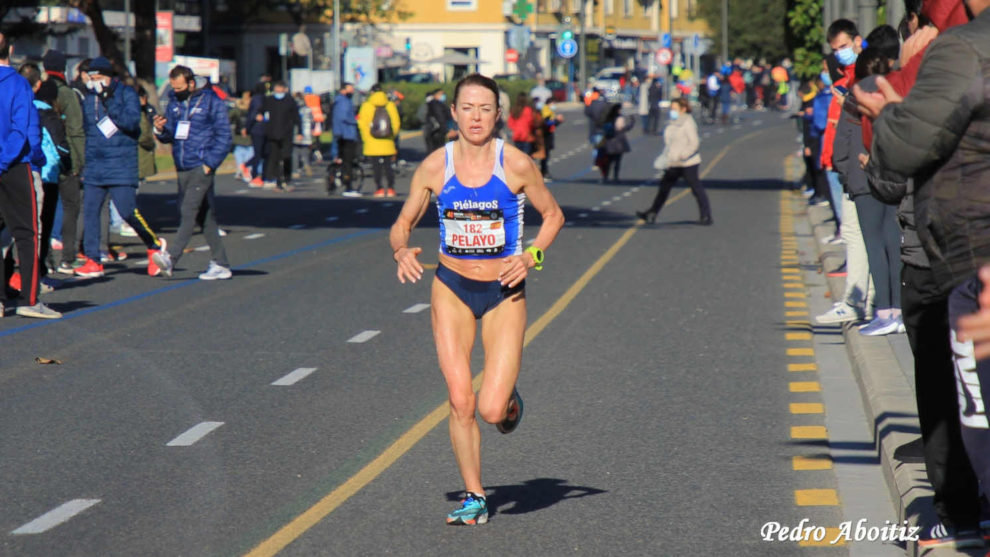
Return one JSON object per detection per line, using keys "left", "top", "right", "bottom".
{"left": 0, "top": 34, "right": 61, "bottom": 318}
{"left": 331, "top": 82, "right": 359, "bottom": 195}
{"left": 152, "top": 65, "right": 232, "bottom": 280}
{"left": 75, "top": 56, "right": 171, "bottom": 278}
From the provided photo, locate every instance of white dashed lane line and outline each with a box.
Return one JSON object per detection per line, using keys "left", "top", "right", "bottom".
{"left": 347, "top": 330, "right": 381, "bottom": 343}
{"left": 166, "top": 421, "right": 224, "bottom": 447}
{"left": 354, "top": 208, "right": 369, "bottom": 214}
{"left": 325, "top": 216, "right": 339, "bottom": 222}
{"left": 288, "top": 224, "right": 306, "bottom": 230}
{"left": 577, "top": 212, "right": 589, "bottom": 218}
{"left": 592, "top": 207, "right": 601, "bottom": 212}
{"left": 601, "top": 201, "right": 612, "bottom": 206}
{"left": 235, "top": 189, "right": 250, "bottom": 195}
{"left": 11, "top": 499, "right": 102, "bottom": 535}
{"left": 194, "top": 246, "right": 210, "bottom": 252}
{"left": 271, "top": 367, "right": 318, "bottom": 386}
{"left": 403, "top": 303, "right": 431, "bottom": 314}
{"left": 243, "top": 233, "right": 265, "bottom": 240}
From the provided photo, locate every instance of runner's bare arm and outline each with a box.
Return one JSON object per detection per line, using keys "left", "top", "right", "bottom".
{"left": 498, "top": 145, "right": 565, "bottom": 287}
{"left": 390, "top": 150, "right": 443, "bottom": 283}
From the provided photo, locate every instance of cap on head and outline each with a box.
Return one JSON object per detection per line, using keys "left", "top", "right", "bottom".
{"left": 42, "top": 49, "right": 66, "bottom": 73}
{"left": 88, "top": 56, "right": 113, "bottom": 76}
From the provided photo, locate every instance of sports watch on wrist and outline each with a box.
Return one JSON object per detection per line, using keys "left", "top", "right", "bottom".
{"left": 525, "top": 246, "right": 544, "bottom": 271}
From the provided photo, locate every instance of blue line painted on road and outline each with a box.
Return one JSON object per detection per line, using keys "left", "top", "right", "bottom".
{"left": 0, "top": 229, "right": 382, "bottom": 339}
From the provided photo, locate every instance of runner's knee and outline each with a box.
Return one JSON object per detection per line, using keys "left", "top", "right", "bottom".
{"left": 448, "top": 389, "right": 476, "bottom": 420}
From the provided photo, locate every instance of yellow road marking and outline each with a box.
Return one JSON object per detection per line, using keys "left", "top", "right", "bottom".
{"left": 799, "top": 527, "right": 846, "bottom": 546}
{"left": 790, "top": 381, "right": 821, "bottom": 392}
{"left": 786, "top": 332, "right": 812, "bottom": 341}
{"left": 790, "top": 402, "right": 824, "bottom": 414}
{"left": 785, "top": 301, "right": 808, "bottom": 308}
{"left": 786, "top": 310, "right": 809, "bottom": 317}
{"left": 791, "top": 425, "right": 828, "bottom": 439}
{"left": 787, "top": 348, "right": 814, "bottom": 356}
{"left": 788, "top": 363, "right": 818, "bottom": 372}
{"left": 795, "top": 489, "right": 839, "bottom": 506}
{"left": 784, "top": 292, "right": 807, "bottom": 299}
{"left": 782, "top": 283, "right": 804, "bottom": 289}
{"left": 780, "top": 267, "right": 800, "bottom": 273}
{"left": 785, "top": 320, "right": 811, "bottom": 329}
{"left": 793, "top": 455, "right": 832, "bottom": 470}
{"left": 781, "top": 275, "right": 801, "bottom": 282}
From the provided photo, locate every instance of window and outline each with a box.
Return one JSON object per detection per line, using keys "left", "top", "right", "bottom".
{"left": 447, "top": 0, "right": 477, "bottom": 10}
{"left": 623, "top": 0, "right": 632, "bottom": 16}
{"left": 606, "top": 0, "right": 614, "bottom": 15}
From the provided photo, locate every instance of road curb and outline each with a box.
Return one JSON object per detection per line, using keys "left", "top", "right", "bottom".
{"left": 797, "top": 184, "right": 982, "bottom": 556}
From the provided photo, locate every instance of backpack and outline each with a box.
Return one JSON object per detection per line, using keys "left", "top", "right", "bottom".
{"left": 36, "top": 104, "right": 70, "bottom": 181}
{"left": 370, "top": 104, "right": 393, "bottom": 139}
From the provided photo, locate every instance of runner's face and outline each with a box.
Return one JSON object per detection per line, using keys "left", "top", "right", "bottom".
{"left": 453, "top": 85, "right": 498, "bottom": 142}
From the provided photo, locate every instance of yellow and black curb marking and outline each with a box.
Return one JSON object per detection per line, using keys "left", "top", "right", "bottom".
{"left": 780, "top": 190, "right": 845, "bottom": 548}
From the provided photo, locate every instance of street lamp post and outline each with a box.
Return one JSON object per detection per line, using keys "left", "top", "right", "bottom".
{"left": 578, "top": 0, "right": 587, "bottom": 90}
{"left": 333, "top": 0, "right": 342, "bottom": 90}
{"left": 720, "top": 0, "right": 728, "bottom": 63}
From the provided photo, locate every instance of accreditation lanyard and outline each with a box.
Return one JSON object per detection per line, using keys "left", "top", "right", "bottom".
{"left": 175, "top": 94, "right": 205, "bottom": 141}
{"left": 93, "top": 93, "right": 119, "bottom": 139}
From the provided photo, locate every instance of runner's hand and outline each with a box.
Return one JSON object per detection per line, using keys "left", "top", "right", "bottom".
{"left": 395, "top": 247, "right": 424, "bottom": 284}
{"left": 498, "top": 254, "right": 531, "bottom": 288}
{"left": 957, "top": 265, "right": 990, "bottom": 360}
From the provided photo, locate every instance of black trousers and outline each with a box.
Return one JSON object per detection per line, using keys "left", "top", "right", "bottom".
{"left": 338, "top": 139, "right": 358, "bottom": 191}
{"left": 902, "top": 264, "right": 980, "bottom": 529}
{"left": 248, "top": 133, "right": 266, "bottom": 177}
{"left": 854, "top": 194, "right": 902, "bottom": 310}
{"left": 57, "top": 174, "right": 80, "bottom": 265}
{"left": 371, "top": 156, "right": 394, "bottom": 189}
{"left": 264, "top": 137, "right": 292, "bottom": 185}
{"left": 38, "top": 181, "right": 59, "bottom": 276}
{"left": 0, "top": 164, "right": 41, "bottom": 305}
{"left": 647, "top": 164, "right": 711, "bottom": 220}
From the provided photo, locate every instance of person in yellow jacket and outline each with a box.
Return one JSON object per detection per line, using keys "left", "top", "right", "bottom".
{"left": 357, "top": 84, "right": 401, "bottom": 197}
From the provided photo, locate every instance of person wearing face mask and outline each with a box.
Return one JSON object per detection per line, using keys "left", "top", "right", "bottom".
{"left": 74, "top": 56, "right": 171, "bottom": 279}
{"left": 424, "top": 89, "right": 454, "bottom": 154}
{"left": 635, "top": 98, "right": 711, "bottom": 225}
{"left": 151, "top": 65, "right": 233, "bottom": 280}
{"left": 331, "top": 82, "right": 359, "bottom": 196}
{"left": 260, "top": 81, "right": 300, "bottom": 191}
{"left": 818, "top": 19, "right": 863, "bottom": 187}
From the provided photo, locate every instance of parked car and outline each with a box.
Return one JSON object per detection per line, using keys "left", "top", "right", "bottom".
{"left": 591, "top": 67, "right": 627, "bottom": 101}
{"left": 546, "top": 79, "right": 568, "bottom": 102}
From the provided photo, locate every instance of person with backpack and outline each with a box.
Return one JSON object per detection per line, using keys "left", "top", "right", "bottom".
{"left": 357, "top": 83, "right": 400, "bottom": 198}
{"left": 598, "top": 103, "right": 634, "bottom": 183}
{"left": 41, "top": 49, "right": 85, "bottom": 276}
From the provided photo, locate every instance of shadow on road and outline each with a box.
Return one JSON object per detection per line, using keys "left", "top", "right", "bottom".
{"left": 446, "top": 477, "right": 607, "bottom": 517}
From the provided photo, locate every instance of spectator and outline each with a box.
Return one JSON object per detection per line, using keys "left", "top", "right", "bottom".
{"left": 152, "top": 64, "right": 233, "bottom": 280}
{"left": 41, "top": 49, "right": 85, "bottom": 276}
{"left": 507, "top": 92, "right": 537, "bottom": 156}
{"left": 423, "top": 89, "right": 454, "bottom": 154}
{"left": 598, "top": 103, "right": 634, "bottom": 183}
{"left": 332, "top": 82, "right": 359, "bottom": 196}
{"left": 584, "top": 88, "right": 608, "bottom": 162}
{"left": 645, "top": 78, "right": 663, "bottom": 134}
{"left": 231, "top": 91, "right": 254, "bottom": 181}
{"left": 292, "top": 92, "right": 314, "bottom": 179}
{"left": 529, "top": 73, "right": 552, "bottom": 109}
{"left": 857, "top": 0, "right": 990, "bottom": 547}
{"left": 357, "top": 83, "right": 400, "bottom": 198}
{"left": 136, "top": 86, "right": 156, "bottom": 181}
{"left": 539, "top": 97, "right": 564, "bottom": 181}
{"left": 0, "top": 34, "right": 61, "bottom": 318}
{"left": 245, "top": 85, "right": 267, "bottom": 187}
{"left": 261, "top": 81, "right": 300, "bottom": 191}
{"left": 74, "top": 56, "right": 171, "bottom": 279}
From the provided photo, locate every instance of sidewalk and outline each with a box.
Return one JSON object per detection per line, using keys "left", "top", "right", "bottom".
{"left": 799, "top": 188, "right": 984, "bottom": 557}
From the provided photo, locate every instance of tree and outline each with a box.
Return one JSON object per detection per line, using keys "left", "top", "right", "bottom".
{"left": 786, "top": 0, "right": 824, "bottom": 79}
{"left": 221, "top": 0, "right": 412, "bottom": 26}
{"left": 696, "top": 0, "right": 789, "bottom": 62}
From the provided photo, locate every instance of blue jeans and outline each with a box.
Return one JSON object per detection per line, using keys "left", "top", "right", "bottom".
{"left": 826, "top": 170, "right": 843, "bottom": 223}
{"left": 83, "top": 184, "right": 159, "bottom": 260}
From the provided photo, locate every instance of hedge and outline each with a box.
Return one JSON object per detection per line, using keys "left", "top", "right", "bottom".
{"left": 384, "top": 79, "right": 537, "bottom": 130}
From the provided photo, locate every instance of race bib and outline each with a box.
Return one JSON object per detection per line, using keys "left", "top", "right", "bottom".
{"left": 175, "top": 120, "right": 191, "bottom": 140}
{"left": 97, "top": 116, "right": 118, "bottom": 139}
{"left": 443, "top": 209, "right": 506, "bottom": 256}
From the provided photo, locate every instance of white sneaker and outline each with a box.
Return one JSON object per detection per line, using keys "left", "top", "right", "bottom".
{"left": 815, "top": 302, "right": 863, "bottom": 324}
{"left": 151, "top": 238, "right": 174, "bottom": 278}
{"left": 198, "top": 261, "right": 232, "bottom": 281}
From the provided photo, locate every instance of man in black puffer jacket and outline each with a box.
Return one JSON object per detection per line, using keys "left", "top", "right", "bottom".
{"left": 858, "top": 1, "right": 990, "bottom": 543}
{"left": 261, "top": 81, "right": 300, "bottom": 191}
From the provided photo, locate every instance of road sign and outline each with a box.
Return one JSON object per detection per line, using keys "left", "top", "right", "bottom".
{"left": 693, "top": 33, "right": 700, "bottom": 50}
{"left": 506, "top": 48, "right": 519, "bottom": 63}
{"left": 557, "top": 38, "right": 578, "bottom": 59}
{"left": 656, "top": 48, "right": 673, "bottom": 65}
{"left": 662, "top": 33, "right": 671, "bottom": 48}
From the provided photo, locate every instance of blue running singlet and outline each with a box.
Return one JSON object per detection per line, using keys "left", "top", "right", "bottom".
{"left": 437, "top": 139, "right": 525, "bottom": 259}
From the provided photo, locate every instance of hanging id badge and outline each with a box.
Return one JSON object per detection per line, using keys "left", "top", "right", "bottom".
{"left": 97, "top": 116, "right": 119, "bottom": 139}
{"left": 175, "top": 120, "right": 191, "bottom": 140}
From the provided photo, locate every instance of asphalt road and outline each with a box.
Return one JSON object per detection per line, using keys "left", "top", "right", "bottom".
{"left": 0, "top": 108, "right": 871, "bottom": 556}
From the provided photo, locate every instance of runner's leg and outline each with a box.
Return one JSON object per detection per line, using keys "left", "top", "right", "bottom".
{"left": 477, "top": 290, "right": 527, "bottom": 425}
{"left": 431, "top": 278, "right": 483, "bottom": 495}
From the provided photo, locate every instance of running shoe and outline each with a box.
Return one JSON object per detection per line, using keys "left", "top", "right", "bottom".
{"left": 198, "top": 261, "right": 232, "bottom": 281}
{"left": 917, "top": 523, "right": 982, "bottom": 549}
{"left": 373, "top": 188, "right": 386, "bottom": 197}
{"left": 895, "top": 316, "right": 906, "bottom": 334}
{"left": 150, "top": 239, "right": 173, "bottom": 278}
{"left": 50, "top": 238, "right": 63, "bottom": 251}
{"left": 249, "top": 177, "right": 264, "bottom": 188}
{"left": 55, "top": 262, "right": 76, "bottom": 275}
{"left": 815, "top": 302, "right": 862, "bottom": 324}
{"left": 15, "top": 302, "right": 62, "bottom": 319}
{"left": 859, "top": 317, "right": 900, "bottom": 336}
{"left": 496, "top": 388, "right": 524, "bottom": 434}
{"left": 119, "top": 224, "right": 138, "bottom": 237}
{"left": 446, "top": 493, "right": 488, "bottom": 525}
{"left": 74, "top": 258, "right": 104, "bottom": 278}
{"left": 341, "top": 190, "right": 362, "bottom": 198}
{"left": 262, "top": 181, "right": 278, "bottom": 189}
{"left": 386, "top": 188, "right": 396, "bottom": 197}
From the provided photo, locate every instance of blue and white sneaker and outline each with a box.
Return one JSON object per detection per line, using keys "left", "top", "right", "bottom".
{"left": 446, "top": 493, "right": 488, "bottom": 525}
{"left": 859, "top": 317, "right": 901, "bottom": 336}
{"left": 496, "top": 388, "right": 524, "bottom": 434}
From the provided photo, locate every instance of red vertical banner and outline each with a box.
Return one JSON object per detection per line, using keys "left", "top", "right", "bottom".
{"left": 155, "top": 11, "right": 174, "bottom": 63}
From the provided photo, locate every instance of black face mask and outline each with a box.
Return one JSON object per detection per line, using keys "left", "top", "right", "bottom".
{"left": 345, "top": 92, "right": 353, "bottom": 98}
{"left": 175, "top": 89, "right": 191, "bottom": 102}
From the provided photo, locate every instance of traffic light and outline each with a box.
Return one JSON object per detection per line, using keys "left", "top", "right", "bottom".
{"left": 561, "top": 29, "right": 574, "bottom": 41}
{"left": 405, "top": 37, "right": 411, "bottom": 51}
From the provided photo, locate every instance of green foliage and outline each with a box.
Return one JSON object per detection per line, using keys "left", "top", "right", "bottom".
{"left": 697, "top": 0, "right": 789, "bottom": 62}
{"left": 383, "top": 79, "right": 536, "bottom": 130}
{"left": 787, "top": 0, "right": 825, "bottom": 79}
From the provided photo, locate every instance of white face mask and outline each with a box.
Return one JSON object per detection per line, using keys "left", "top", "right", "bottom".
{"left": 86, "top": 79, "right": 105, "bottom": 94}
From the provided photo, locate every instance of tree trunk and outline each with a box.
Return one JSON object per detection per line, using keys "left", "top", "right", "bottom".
{"left": 71, "top": 0, "right": 127, "bottom": 77}
{"left": 132, "top": 0, "right": 155, "bottom": 82}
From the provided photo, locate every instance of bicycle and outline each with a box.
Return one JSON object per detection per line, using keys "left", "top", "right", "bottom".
{"left": 326, "top": 157, "right": 365, "bottom": 195}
